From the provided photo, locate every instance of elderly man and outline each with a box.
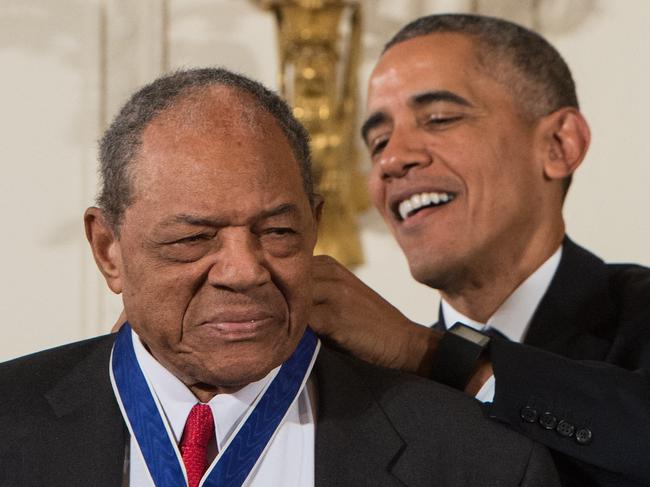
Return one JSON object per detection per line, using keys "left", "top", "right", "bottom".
{"left": 0, "top": 68, "right": 558, "bottom": 486}
{"left": 310, "top": 14, "right": 650, "bottom": 487}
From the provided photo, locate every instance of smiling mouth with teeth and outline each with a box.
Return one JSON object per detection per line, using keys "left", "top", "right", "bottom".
{"left": 397, "top": 192, "right": 455, "bottom": 221}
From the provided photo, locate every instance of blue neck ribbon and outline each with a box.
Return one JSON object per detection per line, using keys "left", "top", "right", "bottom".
{"left": 110, "top": 322, "right": 319, "bottom": 487}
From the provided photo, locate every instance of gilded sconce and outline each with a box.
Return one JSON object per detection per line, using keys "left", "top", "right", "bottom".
{"left": 254, "top": 0, "right": 368, "bottom": 267}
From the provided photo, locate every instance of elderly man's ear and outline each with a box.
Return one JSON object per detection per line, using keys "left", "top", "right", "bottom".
{"left": 308, "top": 194, "right": 325, "bottom": 250}
{"left": 537, "top": 107, "right": 591, "bottom": 181}
{"left": 312, "top": 194, "right": 324, "bottom": 226}
{"left": 84, "top": 207, "right": 124, "bottom": 294}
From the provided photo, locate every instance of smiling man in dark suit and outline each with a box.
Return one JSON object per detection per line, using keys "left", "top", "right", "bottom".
{"left": 309, "top": 14, "right": 650, "bottom": 487}
{"left": 0, "top": 67, "right": 559, "bottom": 487}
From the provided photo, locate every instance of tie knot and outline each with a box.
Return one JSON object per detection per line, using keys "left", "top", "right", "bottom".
{"left": 182, "top": 403, "right": 214, "bottom": 448}
{"left": 180, "top": 403, "right": 215, "bottom": 487}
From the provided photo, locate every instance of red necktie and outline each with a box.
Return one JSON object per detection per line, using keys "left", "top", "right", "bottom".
{"left": 180, "top": 403, "right": 215, "bottom": 487}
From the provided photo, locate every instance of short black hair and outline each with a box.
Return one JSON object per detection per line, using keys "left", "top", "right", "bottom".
{"left": 384, "top": 14, "right": 578, "bottom": 192}
{"left": 98, "top": 67, "right": 314, "bottom": 231}
{"left": 385, "top": 13, "right": 578, "bottom": 118}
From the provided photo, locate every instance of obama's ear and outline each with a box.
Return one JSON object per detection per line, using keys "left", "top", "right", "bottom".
{"left": 84, "top": 207, "right": 123, "bottom": 294}
{"left": 538, "top": 107, "right": 591, "bottom": 181}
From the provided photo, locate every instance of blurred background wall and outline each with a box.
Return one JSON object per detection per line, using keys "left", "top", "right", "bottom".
{"left": 1, "top": 0, "right": 648, "bottom": 360}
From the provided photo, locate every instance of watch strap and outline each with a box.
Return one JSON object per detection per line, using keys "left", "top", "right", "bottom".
{"left": 430, "top": 322, "right": 490, "bottom": 390}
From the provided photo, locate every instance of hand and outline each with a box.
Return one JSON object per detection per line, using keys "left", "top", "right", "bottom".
{"left": 112, "top": 309, "right": 127, "bottom": 333}
{"left": 310, "top": 255, "right": 442, "bottom": 376}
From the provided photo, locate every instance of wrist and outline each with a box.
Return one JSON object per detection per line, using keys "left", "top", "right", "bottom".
{"left": 399, "top": 323, "right": 442, "bottom": 376}
{"left": 430, "top": 323, "right": 492, "bottom": 391}
{"left": 464, "top": 358, "right": 493, "bottom": 396}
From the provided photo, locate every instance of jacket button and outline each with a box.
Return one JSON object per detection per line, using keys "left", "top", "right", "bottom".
{"left": 520, "top": 406, "right": 538, "bottom": 423}
{"left": 556, "top": 420, "right": 575, "bottom": 437}
{"left": 539, "top": 412, "right": 557, "bottom": 430}
{"left": 575, "top": 428, "right": 593, "bottom": 445}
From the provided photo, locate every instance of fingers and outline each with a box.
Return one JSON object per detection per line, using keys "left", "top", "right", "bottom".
{"left": 312, "top": 255, "right": 353, "bottom": 305}
{"left": 312, "top": 254, "right": 350, "bottom": 281}
{"left": 111, "top": 309, "right": 127, "bottom": 333}
{"left": 308, "top": 302, "right": 334, "bottom": 332}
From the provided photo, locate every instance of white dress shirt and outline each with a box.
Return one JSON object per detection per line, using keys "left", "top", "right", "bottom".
{"left": 441, "top": 246, "right": 562, "bottom": 402}
{"left": 123, "top": 329, "right": 316, "bottom": 487}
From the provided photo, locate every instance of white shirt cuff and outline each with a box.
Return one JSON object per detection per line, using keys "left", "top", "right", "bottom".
{"left": 474, "top": 374, "right": 495, "bottom": 403}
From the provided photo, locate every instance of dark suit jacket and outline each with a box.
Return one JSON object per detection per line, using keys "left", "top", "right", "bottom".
{"left": 0, "top": 334, "right": 559, "bottom": 486}
{"left": 441, "top": 239, "right": 650, "bottom": 487}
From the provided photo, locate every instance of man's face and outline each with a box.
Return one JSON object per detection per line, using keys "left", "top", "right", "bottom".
{"left": 364, "top": 33, "right": 548, "bottom": 291}
{"left": 111, "top": 88, "right": 318, "bottom": 391}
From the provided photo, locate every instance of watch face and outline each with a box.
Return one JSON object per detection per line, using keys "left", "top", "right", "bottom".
{"left": 450, "top": 324, "right": 491, "bottom": 347}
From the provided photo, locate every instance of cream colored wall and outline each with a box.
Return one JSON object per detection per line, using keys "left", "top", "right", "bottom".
{"left": 0, "top": 0, "right": 648, "bottom": 360}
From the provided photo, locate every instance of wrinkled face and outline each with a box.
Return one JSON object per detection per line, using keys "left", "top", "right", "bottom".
{"left": 114, "top": 88, "right": 318, "bottom": 390}
{"left": 364, "top": 33, "right": 547, "bottom": 290}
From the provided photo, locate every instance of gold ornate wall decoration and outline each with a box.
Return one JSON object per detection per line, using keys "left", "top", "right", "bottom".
{"left": 254, "top": 0, "right": 368, "bottom": 267}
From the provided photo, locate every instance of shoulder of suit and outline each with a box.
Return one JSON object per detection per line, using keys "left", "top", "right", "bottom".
{"left": 317, "top": 346, "right": 547, "bottom": 470}
{"left": 318, "top": 346, "right": 534, "bottom": 440}
{"left": 0, "top": 334, "right": 116, "bottom": 406}
{"left": 563, "top": 238, "right": 650, "bottom": 310}
{"left": 317, "top": 344, "right": 477, "bottom": 405}
{"left": 604, "top": 263, "right": 650, "bottom": 330}
{"left": 564, "top": 237, "right": 650, "bottom": 289}
{"left": 607, "top": 262, "right": 650, "bottom": 291}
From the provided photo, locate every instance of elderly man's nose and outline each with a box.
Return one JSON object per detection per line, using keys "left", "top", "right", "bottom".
{"left": 207, "top": 236, "right": 270, "bottom": 291}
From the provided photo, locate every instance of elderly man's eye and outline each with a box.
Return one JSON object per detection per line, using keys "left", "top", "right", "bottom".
{"left": 265, "top": 227, "right": 296, "bottom": 236}
{"left": 259, "top": 227, "right": 301, "bottom": 257}
{"left": 154, "top": 234, "right": 212, "bottom": 263}
{"left": 167, "top": 234, "right": 211, "bottom": 246}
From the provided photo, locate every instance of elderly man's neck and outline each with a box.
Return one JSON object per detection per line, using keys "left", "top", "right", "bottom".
{"left": 189, "top": 383, "right": 244, "bottom": 403}
{"left": 439, "top": 229, "right": 564, "bottom": 323}
{"left": 141, "top": 341, "right": 248, "bottom": 402}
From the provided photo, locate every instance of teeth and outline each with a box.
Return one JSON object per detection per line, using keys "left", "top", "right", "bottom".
{"left": 399, "top": 200, "right": 413, "bottom": 220}
{"left": 397, "top": 192, "right": 454, "bottom": 221}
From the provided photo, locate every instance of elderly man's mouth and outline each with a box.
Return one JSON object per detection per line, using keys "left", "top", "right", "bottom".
{"left": 200, "top": 315, "right": 277, "bottom": 339}
{"left": 396, "top": 192, "right": 456, "bottom": 221}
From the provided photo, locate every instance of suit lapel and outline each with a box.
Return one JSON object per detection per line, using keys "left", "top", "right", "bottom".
{"left": 314, "top": 347, "right": 407, "bottom": 487}
{"left": 524, "top": 238, "right": 615, "bottom": 359}
{"left": 41, "top": 335, "right": 126, "bottom": 487}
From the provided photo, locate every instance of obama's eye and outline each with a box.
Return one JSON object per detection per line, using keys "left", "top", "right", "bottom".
{"left": 369, "top": 137, "right": 389, "bottom": 157}
{"left": 424, "top": 115, "right": 463, "bottom": 127}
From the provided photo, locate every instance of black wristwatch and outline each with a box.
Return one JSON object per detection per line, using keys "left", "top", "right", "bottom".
{"left": 430, "top": 322, "right": 491, "bottom": 390}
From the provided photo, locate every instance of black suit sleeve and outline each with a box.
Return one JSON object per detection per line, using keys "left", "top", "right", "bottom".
{"left": 472, "top": 241, "right": 650, "bottom": 486}
{"left": 487, "top": 338, "right": 650, "bottom": 486}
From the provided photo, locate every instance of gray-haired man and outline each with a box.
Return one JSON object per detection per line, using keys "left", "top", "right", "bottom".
{"left": 0, "top": 67, "right": 559, "bottom": 486}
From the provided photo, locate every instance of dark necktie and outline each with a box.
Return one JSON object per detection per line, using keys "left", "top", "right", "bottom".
{"left": 180, "top": 403, "right": 215, "bottom": 487}
{"left": 484, "top": 326, "right": 508, "bottom": 340}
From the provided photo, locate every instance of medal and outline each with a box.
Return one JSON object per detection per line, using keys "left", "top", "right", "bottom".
{"left": 110, "top": 323, "right": 319, "bottom": 487}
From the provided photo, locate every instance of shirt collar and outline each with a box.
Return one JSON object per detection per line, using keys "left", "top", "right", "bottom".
{"left": 131, "top": 329, "right": 277, "bottom": 450}
{"left": 441, "top": 246, "right": 562, "bottom": 342}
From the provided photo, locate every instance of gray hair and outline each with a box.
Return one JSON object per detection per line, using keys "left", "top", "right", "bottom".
{"left": 98, "top": 67, "right": 314, "bottom": 232}
{"left": 384, "top": 13, "right": 578, "bottom": 192}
